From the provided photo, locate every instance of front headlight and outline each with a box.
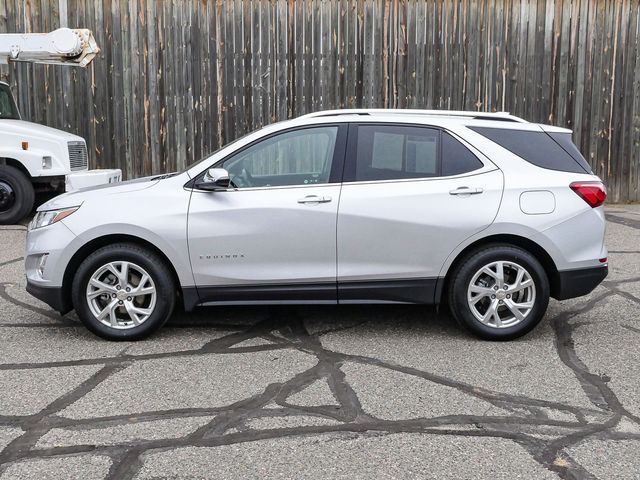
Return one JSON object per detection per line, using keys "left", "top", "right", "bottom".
{"left": 29, "top": 206, "right": 80, "bottom": 230}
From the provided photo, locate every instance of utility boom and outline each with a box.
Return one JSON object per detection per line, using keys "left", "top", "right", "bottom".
{"left": 0, "top": 28, "right": 100, "bottom": 67}
{"left": 0, "top": 28, "right": 119, "bottom": 225}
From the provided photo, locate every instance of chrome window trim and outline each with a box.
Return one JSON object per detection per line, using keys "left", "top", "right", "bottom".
{"left": 187, "top": 122, "right": 497, "bottom": 192}
{"left": 186, "top": 123, "right": 348, "bottom": 192}
{"left": 336, "top": 167, "right": 500, "bottom": 187}
{"left": 190, "top": 181, "right": 342, "bottom": 194}
{"left": 341, "top": 122, "right": 498, "bottom": 185}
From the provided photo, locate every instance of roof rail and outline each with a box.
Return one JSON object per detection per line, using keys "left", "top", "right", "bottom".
{"left": 298, "top": 109, "right": 528, "bottom": 123}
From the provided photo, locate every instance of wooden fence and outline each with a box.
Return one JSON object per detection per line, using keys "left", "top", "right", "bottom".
{"left": 1, "top": 0, "right": 639, "bottom": 202}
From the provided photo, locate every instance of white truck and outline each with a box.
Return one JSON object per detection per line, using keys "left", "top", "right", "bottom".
{"left": 0, "top": 28, "right": 121, "bottom": 224}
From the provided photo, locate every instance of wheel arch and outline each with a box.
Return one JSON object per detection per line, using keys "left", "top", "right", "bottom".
{"left": 437, "top": 234, "right": 561, "bottom": 304}
{"left": 0, "top": 157, "right": 32, "bottom": 179}
{"left": 61, "top": 233, "right": 194, "bottom": 312}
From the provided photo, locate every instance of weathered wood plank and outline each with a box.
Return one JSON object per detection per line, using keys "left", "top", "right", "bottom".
{"left": 0, "top": 0, "right": 637, "bottom": 201}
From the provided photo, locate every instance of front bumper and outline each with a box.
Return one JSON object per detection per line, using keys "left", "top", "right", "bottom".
{"left": 25, "top": 218, "right": 82, "bottom": 315}
{"left": 65, "top": 169, "right": 121, "bottom": 191}
{"left": 26, "top": 280, "right": 71, "bottom": 314}
{"left": 554, "top": 265, "right": 608, "bottom": 300}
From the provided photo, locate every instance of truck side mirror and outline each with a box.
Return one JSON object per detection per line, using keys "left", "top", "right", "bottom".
{"left": 195, "top": 168, "right": 231, "bottom": 191}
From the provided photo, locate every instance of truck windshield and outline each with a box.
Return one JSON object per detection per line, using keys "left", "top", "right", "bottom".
{"left": 0, "top": 84, "right": 20, "bottom": 120}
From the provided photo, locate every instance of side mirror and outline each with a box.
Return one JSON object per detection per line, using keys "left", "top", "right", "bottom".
{"left": 195, "top": 168, "right": 231, "bottom": 191}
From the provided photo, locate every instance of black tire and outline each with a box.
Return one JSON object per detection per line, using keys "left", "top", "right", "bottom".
{"left": 72, "top": 243, "right": 176, "bottom": 341}
{"left": 448, "top": 244, "right": 550, "bottom": 341}
{"left": 0, "top": 165, "right": 35, "bottom": 225}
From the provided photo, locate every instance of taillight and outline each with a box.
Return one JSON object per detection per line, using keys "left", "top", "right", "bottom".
{"left": 570, "top": 181, "right": 606, "bottom": 208}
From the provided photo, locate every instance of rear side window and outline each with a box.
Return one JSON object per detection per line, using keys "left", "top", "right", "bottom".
{"left": 352, "top": 125, "right": 483, "bottom": 182}
{"left": 442, "top": 132, "right": 484, "bottom": 176}
{"left": 355, "top": 125, "right": 439, "bottom": 181}
{"left": 469, "top": 126, "right": 590, "bottom": 174}
{"left": 547, "top": 132, "right": 593, "bottom": 174}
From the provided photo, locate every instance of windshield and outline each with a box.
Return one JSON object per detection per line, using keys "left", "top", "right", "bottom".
{"left": 0, "top": 84, "right": 20, "bottom": 120}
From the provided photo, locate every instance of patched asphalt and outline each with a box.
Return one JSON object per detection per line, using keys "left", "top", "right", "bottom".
{"left": 1, "top": 206, "right": 639, "bottom": 479}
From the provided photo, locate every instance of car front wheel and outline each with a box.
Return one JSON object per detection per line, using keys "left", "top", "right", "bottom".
{"left": 448, "top": 245, "right": 550, "bottom": 341}
{"left": 72, "top": 243, "right": 176, "bottom": 340}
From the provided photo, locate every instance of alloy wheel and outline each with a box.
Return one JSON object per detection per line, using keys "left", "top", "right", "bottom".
{"left": 86, "top": 261, "right": 157, "bottom": 329}
{"left": 466, "top": 260, "right": 536, "bottom": 328}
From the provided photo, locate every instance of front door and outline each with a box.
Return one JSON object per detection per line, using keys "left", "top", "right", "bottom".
{"left": 187, "top": 124, "right": 347, "bottom": 304}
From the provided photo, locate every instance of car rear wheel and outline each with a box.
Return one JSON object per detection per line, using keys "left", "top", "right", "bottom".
{"left": 72, "top": 243, "right": 176, "bottom": 340}
{"left": 0, "top": 165, "right": 34, "bottom": 225}
{"left": 448, "top": 244, "right": 550, "bottom": 341}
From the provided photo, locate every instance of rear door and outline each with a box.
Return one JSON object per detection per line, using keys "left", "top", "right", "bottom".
{"left": 337, "top": 123, "right": 503, "bottom": 303}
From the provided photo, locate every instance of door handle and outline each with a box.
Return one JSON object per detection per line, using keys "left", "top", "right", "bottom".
{"left": 297, "top": 195, "right": 332, "bottom": 204}
{"left": 449, "top": 187, "right": 484, "bottom": 196}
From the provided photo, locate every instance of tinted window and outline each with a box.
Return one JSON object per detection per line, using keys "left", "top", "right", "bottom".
{"left": 0, "top": 84, "right": 19, "bottom": 120}
{"left": 547, "top": 132, "right": 593, "bottom": 174}
{"left": 221, "top": 126, "right": 338, "bottom": 188}
{"left": 355, "top": 125, "right": 439, "bottom": 181}
{"left": 469, "top": 126, "right": 590, "bottom": 174}
{"left": 442, "top": 132, "right": 484, "bottom": 176}
{"left": 353, "top": 125, "right": 484, "bottom": 182}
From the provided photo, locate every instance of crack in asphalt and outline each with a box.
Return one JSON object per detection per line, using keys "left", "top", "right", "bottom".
{"left": 0, "top": 364, "right": 128, "bottom": 467}
{"left": 621, "top": 324, "right": 640, "bottom": 335}
{"left": 0, "top": 283, "right": 66, "bottom": 321}
{"left": 1, "top": 233, "right": 639, "bottom": 478}
{"left": 0, "top": 257, "right": 22, "bottom": 268}
{"left": 606, "top": 213, "right": 640, "bottom": 230}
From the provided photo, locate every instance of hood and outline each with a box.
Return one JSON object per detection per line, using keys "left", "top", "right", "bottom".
{"left": 38, "top": 175, "right": 160, "bottom": 211}
{"left": 0, "top": 119, "right": 84, "bottom": 143}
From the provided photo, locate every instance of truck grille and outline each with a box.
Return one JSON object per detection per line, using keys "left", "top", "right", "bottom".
{"left": 68, "top": 141, "right": 88, "bottom": 171}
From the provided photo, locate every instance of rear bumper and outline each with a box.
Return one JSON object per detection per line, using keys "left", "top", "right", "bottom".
{"left": 553, "top": 265, "right": 608, "bottom": 300}
{"left": 65, "top": 169, "right": 122, "bottom": 191}
{"left": 25, "top": 280, "right": 71, "bottom": 314}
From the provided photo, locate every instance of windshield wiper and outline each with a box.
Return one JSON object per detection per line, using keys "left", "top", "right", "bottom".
{"left": 150, "top": 172, "right": 178, "bottom": 181}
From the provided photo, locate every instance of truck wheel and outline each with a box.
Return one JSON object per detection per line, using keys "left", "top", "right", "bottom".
{"left": 0, "top": 165, "right": 35, "bottom": 225}
{"left": 72, "top": 243, "right": 176, "bottom": 341}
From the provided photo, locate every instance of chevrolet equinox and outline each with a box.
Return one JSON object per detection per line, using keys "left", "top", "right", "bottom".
{"left": 25, "top": 109, "right": 608, "bottom": 341}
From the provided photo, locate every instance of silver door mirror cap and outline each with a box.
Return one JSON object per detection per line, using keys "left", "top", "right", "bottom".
{"left": 196, "top": 168, "right": 231, "bottom": 191}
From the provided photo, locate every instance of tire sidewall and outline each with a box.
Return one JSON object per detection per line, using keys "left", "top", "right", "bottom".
{"left": 0, "top": 166, "right": 35, "bottom": 225}
{"left": 72, "top": 245, "right": 175, "bottom": 340}
{"left": 450, "top": 245, "right": 550, "bottom": 341}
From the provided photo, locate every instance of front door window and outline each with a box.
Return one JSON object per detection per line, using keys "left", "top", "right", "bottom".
{"left": 221, "top": 126, "right": 339, "bottom": 188}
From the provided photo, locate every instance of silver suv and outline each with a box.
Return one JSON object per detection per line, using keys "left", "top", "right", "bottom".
{"left": 25, "top": 109, "right": 608, "bottom": 341}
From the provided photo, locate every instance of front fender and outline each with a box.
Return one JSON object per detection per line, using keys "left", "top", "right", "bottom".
{"left": 71, "top": 223, "right": 194, "bottom": 288}
{"left": 1, "top": 146, "right": 68, "bottom": 177}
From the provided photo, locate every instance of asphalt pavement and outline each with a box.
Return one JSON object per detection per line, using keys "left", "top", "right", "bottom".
{"left": 0, "top": 206, "right": 639, "bottom": 479}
